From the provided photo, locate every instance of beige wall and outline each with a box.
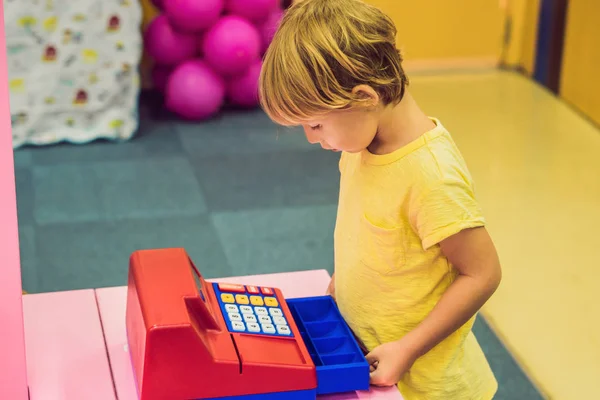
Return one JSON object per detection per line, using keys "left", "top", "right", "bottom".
{"left": 500, "top": 0, "right": 540, "bottom": 75}
{"left": 560, "top": 0, "right": 600, "bottom": 126}
{"left": 368, "top": 0, "right": 504, "bottom": 63}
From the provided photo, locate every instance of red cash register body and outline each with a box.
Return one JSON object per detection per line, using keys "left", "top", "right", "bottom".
{"left": 126, "top": 248, "right": 317, "bottom": 400}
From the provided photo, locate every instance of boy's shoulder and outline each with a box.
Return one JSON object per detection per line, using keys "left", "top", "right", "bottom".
{"left": 346, "top": 118, "right": 469, "bottom": 177}
{"left": 341, "top": 119, "right": 476, "bottom": 200}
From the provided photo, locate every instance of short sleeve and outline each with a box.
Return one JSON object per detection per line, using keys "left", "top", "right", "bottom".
{"left": 410, "top": 176, "right": 485, "bottom": 250}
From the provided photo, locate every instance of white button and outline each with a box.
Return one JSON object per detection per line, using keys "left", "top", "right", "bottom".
{"left": 247, "top": 323, "right": 261, "bottom": 332}
{"left": 240, "top": 306, "right": 253, "bottom": 314}
{"left": 243, "top": 314, "right": 257, "bottom": 323}
{"left": 255, "top": 307, "right": 268, "bottom": 316}
{"left": 273, "top": 316, "right": 287, "bottom": 325}
{"left": 276, "top": 325, "right": 291, "bottom": 335}
{"left": 225, "top": 304, "right": 238, "bottom": 313}
{"left": 232, "top": 321, "right": 245, "bottom": 331}
{"left": 258, "top": 315, "right": 272, "bottom": 324}
{"left": 228, "top": 312, "right": 242, "bottom": 321}
{"left": 262, "top": 323, "right": 276, "bottom": 334}
{"left": 269, "top": 308, "right": 283, "bottom": 317}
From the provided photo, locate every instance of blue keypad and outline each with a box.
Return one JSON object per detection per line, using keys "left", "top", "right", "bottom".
{"left": 213, "top": 283, "right": 293, "bottom": 337}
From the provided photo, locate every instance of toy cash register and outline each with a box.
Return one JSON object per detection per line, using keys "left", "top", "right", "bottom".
{"left": 126, "top": 248, "right": 370, "bottom": 400}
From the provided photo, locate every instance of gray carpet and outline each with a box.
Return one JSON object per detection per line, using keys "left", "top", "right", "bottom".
{"left": 13, "top": 92, "right": 544, "bottom": 399}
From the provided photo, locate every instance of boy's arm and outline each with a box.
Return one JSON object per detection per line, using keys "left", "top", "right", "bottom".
{"left": 367, "top": 225, "right": 501, "bottom": 386}
{"left": 402, "top": 225, "right": 502, "bottom": 360}
{"left": 326, "top": 272, "right": 335, "bottom": 299}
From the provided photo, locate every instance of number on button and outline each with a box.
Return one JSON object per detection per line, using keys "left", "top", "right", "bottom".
{"left": 273, "top": 316, "right": 287, "bottom": 325}
{"left": 276, "top": 325, "right": 291, "bottom": 335}
{"left": 236, "top": 294, "right": 249, "bottom": 304}
{"left": 255, "top": 307, "right": 268, "bottom": 316}
{"left": 250, "top": 296, "right": 264, "bottom": 306}
{"left": 228, "top": 312, "right": 242, "bottom": 322}
{"left": 261, "top": 287, "right": 274, "bottom": 295}
{"left": 240, "top": 305, "right": 253, "bottom": 314}
{"left": 258, "top": 315, "right": 272, "bottom": 324}
{"left": 243, "top": 314, "right": 257, "bottom": 323}
{"left": 232, "top": 321, "right": 245, "bottom": 332}
{"left": 262, "top": 323, "right": 276, "bottom": 334}
{"left": 246, "top": 286, "right": 260, "bottom": 294}
{"left": 247, "top": 323, "right": 261, "bottom": 332}
{"left": 264, "top": 297, "right": 278, "bottom": 307}
{"left": 225, "top": 304, "right": 239, "bottom": 313}
{"left": 268, "top": 308, "right": 283, "bottom": 317}
{"left": 221, "top": 293, "right": 235, "bottom": 303}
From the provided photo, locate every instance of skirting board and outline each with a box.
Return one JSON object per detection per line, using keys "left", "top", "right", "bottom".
{"left": 403, "top": 56, "right": 500, "bottom": 75}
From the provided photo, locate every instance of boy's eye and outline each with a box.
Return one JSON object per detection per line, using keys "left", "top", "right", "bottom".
{"left": 310, "top": 124, "right": 322, "bottom": 130}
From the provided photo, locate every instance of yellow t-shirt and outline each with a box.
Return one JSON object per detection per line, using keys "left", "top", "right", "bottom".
{"left": 334, "top": 118, "right": 498, "bottom": 400}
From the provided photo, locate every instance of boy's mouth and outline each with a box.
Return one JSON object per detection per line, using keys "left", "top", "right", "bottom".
{"left": 321, "top": 146, "right": 339, "bottom": 152}
{"left": 319, "top": 143, "right": 340, "bottom": 152}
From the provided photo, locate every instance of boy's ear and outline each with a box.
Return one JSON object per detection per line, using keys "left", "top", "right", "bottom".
{"left": 351, "top": 85, "right": 379, "bottom": 107}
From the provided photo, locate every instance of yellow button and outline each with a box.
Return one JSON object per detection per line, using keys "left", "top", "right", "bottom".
{"left": 235, "top": 294, "right": 249, "bottom": 304}
{"left": 250, "top": 296, "right": 264, "bottom": 306}
{"left": 221, "top": 293, "right": 235, "bottom": 303}
{"left": 264, "top": 297, "right": 278, "bottom": 307}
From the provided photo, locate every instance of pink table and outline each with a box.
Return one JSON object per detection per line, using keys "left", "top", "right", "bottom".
{"left": 19, "top": 270, "right": 401, "bottom": 399}
{"left": 22, "top": 290, "right": 116, "bottom": 400}
{"left": 95, "top": 269, "right": 403, "bottom": 400}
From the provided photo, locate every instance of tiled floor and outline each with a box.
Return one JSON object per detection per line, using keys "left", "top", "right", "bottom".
{"left": 13, "top": 72, "right": 545, "bottom": 399}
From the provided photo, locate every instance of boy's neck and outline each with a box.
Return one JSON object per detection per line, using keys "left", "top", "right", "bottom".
{"left": 368, "top": 91, "right": 435, "bottom": 156}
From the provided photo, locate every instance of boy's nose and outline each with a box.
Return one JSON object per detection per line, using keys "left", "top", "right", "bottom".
{"left": 304, "top": 127, "right": 319, "bottom": 144}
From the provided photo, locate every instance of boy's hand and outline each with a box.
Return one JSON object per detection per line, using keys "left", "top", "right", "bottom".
{"left": 326, "top": 273, "right": 335, "bottom": 300}
{"left": 366, "top": 339, "right": 417, "bottom": 387}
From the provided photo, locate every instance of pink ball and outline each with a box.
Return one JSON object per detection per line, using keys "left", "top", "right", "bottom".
{"left": 227, "top": 60, "right": 262, "bottom": 107}
{"left": 225, "top": 0, "right": 279, "bottom": 23}
{"left": 259, "top": 7, "right": 284, "bottom": 53}
{"left": 164, "top": 0, "right": 224, "bottom": 33}
{"left": 165, "top": 60, "right": 225, "bottom": 120}
{"left": 196, "top": 33, "right": 205, "bottom": 57}
{"left": 202, "top": 16, "right": 261, "bottom": 77}
{"left": 144, "top": 15, "right": 196, "bottom": 65}
{"left": 151, "top": 64, "right": 173, "bottom": 92}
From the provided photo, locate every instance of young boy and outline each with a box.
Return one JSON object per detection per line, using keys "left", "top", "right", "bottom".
{"left": 259, "top": 0, "right": 502, "bottom": 398}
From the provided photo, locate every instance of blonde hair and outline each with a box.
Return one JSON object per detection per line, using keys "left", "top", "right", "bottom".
{"left": 259, "top": 0, "right": 409, "bottom": 126}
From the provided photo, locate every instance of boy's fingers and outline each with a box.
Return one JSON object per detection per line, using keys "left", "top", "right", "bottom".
{"left": 367, "top": 357, "right": 379, "bottom": 375}
{"left": 365, "top": 351, "right": 378, "bottom": 364}
{"left": 369, "top": 368, "right": 383, "bottom": 385}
